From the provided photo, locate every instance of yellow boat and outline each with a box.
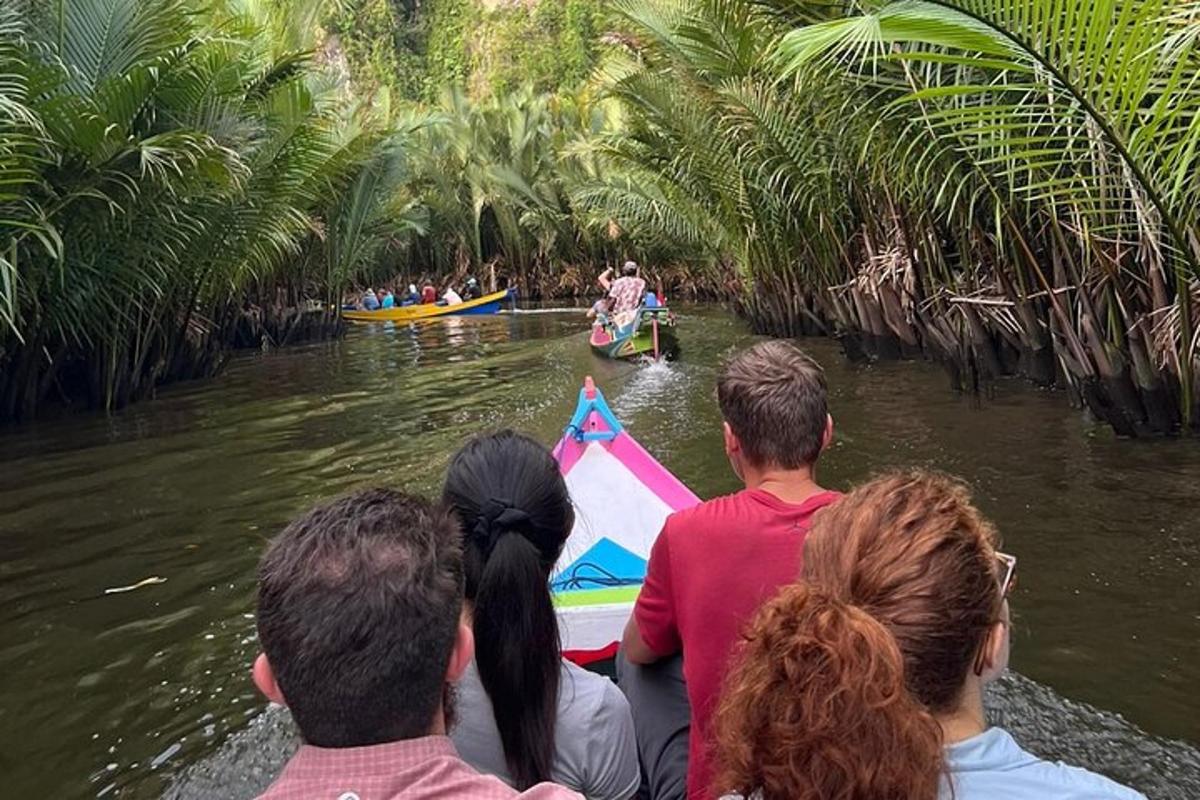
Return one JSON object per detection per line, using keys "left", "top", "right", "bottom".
{"left": 342, "top": 288, "right": 515, "bottom": 323}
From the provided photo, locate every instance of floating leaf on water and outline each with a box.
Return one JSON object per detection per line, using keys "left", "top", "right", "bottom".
{"left": 103, "top": 576, "right": 167, "bottom": 595}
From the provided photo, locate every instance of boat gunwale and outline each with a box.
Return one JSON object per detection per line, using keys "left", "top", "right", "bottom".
{"left": 342, "top": 288, "right": 513, "bottom": 322}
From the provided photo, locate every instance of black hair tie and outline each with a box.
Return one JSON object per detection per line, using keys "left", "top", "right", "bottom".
{"left": 473, "top": 497, "right": 532, "bottom": 558}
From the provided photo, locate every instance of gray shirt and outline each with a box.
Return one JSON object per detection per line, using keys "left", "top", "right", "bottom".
{"left": 452, "top": 659, "right": 639, "bottom": 800}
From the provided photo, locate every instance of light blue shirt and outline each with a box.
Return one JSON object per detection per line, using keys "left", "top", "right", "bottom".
{"left": 943, "top": 727, "right": 1146, "bottom": 800}
{"left": 362, "top": 292, "right": 380, "bottom": 310}
{"left": 381, "top": 293, "right": 395, "bottom": 308}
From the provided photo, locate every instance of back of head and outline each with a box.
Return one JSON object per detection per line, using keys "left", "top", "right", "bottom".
{"left": 804, "top": 470, "right": 1002, "bottom": 712}
{"left": 714, "top": 583, "right": 942, "bottom": 800}
{"left": 717, "top": 340, "right": 828, "bottom": 469}
{"left": 256, "top": 489, "right": 464, "bottom": 748}
{"left": 714, "top": 470, "right": 1003, "bottom": 800}
{"left": 441, "top": 430, "right": 573, "bottom": 789}
{"left": 622, "top": 260, "right": 638, "bottom": 276}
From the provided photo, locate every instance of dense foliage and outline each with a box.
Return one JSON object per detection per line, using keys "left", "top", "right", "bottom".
{"left": 0, "top": 0, "right": 420, "bottom": 420}
{"left": 578, "top": 0, "right": 1200, "bottom": 436}
{"left": 329, "top": 0, "right": 606, "bottom": 100}
{"left": 4, "top": 0, "right": 1200, "bottom": 437}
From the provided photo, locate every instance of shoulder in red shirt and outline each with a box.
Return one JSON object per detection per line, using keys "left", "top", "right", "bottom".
{"left": 633, "top": 488, "right": 841, "bottom": 800}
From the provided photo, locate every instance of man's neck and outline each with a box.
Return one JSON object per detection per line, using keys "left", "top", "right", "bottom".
{"left": 428, "top": 706, "right": 447, "bottom": 737}
{"left": 742, "top": 464, "right": 825, "bottom": 505}
{"left": 936, "top": 681, "right": 988, "bottom": 745}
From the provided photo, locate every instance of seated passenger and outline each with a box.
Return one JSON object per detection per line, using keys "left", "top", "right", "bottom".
{"left": 381, "top": 289, "right": 396, "bottom": 309}
{"left": 463, "top": 277, "right": 483, "bottom": 300}
{"left": 444, "top": 287, "right": 464, "bottom": 305}
{"left": 362, "top": 288, "right": 380, "bottom": 311}
{"left": 598, "top": 261, "right": 647, "bottom": 315}
{"left": 401, "top": 283, "right": 420, "bottom": 305}
{"left": 713, "top": 471, "right": 1146, "bottom": 800}
{"left": 252, "top": 489, "right": 581, "bottom": 800}
{"left": 443, "top": 431, "right": 639, "bottom": 800}
{"left": 619, "top": 341, "right": 840, "bottom": 800}
{"left": 587, "top": 297, "right": 614, "bottom": 327}
{"left": 421, "top": 282, "right": 437, "bottom": 304}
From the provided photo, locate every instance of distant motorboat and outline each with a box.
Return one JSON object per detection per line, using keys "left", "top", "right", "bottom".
{"left": 589, "top": 306, "right": 679, "bottom": 360}
{"left": 343, "top": 288, "right": 515, "bottom": 322}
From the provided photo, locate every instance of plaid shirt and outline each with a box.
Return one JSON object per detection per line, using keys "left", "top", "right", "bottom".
{"left": 608, "top": 276, "right": 647, "bottom": 314}
{"left": 257, "top": 735, "right": 582, "bottom": 800}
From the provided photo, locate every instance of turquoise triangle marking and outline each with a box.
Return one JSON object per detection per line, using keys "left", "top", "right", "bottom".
{"left": 551, "top": 537, "right": 647, "bottom": 594}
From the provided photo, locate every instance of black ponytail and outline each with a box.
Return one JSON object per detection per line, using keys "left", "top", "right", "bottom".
{"left": 442, "top": 430, "right": 573, "bottom": 789}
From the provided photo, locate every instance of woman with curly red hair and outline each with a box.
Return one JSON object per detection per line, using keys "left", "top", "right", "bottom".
{"left": 713, "top": 470, "right": 1144, "bottom": 800}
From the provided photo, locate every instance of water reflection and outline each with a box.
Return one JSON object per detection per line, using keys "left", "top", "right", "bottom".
{"left": 0, "top": 307, "right": 1196, "bottom": 799}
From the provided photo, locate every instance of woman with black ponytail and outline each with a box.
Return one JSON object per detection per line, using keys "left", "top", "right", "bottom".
{"left": 444, "top": 431, "right": 639, "bottom": 800}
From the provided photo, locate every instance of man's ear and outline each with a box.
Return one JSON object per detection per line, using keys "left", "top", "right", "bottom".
{"left": 723, "top": 421, "right": 739, "bottom": 456}
{"left": 821, "top": 414, "right": 835, "bottom": 453}
{"left": 253, "top": 653, "right": 287, "bottom": 706}
{"left": 445, "top": 607, "right": 475, "bottom": 684}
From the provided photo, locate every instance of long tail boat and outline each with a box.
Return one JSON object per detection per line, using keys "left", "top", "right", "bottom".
{"left": 342, "top": 287, "right": 515, "bottom": 323}
{"left": 589, "top": 306, "right": 679, "bottom": 360}
{"left": 551, "top": 377, "right": 700, "bottom": 664}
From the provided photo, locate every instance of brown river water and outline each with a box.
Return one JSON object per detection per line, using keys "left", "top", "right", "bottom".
{"left": 0, "top": 305, "right": 1197, "bottom": 799}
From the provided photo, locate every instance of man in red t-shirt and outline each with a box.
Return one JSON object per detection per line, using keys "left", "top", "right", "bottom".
{"left": 619, "top": 340, "right": 840, "bottom": 800}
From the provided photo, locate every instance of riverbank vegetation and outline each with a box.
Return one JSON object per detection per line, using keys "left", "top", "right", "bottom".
{"left": 578, "top": 0, "right": 1200, "bottom": 436}
{"left": 3, "top": 0, "right": 1199, "bottom": 436}
{"left": 0, "top": 0, "right": 423, "bottom": 420}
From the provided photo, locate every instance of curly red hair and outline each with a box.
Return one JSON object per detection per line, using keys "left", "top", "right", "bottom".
{"left": 712, "top": 470, "right": 1003, "bottom": 800}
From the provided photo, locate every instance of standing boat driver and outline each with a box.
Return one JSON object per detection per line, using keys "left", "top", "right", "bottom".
{"left": 599, "top": 262, "right": 648, "bottom": 327}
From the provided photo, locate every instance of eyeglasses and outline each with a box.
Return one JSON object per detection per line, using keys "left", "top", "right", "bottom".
{"left": 973, "top": 550, "right": 1018, "bottom": 677}
{"left": 996, "top": 551, "right": 1017, "bottom": 597}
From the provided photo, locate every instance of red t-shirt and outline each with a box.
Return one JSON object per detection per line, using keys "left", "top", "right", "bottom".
{"left": 421, "top": 285, "right": 437, "bottom": 304}
{"left": 633, "top": 488, "right": 841, "bottom": 799}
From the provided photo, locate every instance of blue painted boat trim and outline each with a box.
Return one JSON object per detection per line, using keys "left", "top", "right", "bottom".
{"left": 454, "top": 300, "right": 501, "bottom": 316}
{"left": 563, "top": 384, "right": 623, "bottom": 442}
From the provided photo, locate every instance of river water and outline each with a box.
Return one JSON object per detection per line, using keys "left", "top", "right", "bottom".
{"left": 0, "top": 306, "right": 1197, "bottom": 799}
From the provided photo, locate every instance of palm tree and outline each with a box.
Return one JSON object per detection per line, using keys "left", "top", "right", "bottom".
{"left": 0, "top": 0, "right": 416, "bottom": 420}
{"left": 582, "top": 0, "right": 1200, "bottom": 435}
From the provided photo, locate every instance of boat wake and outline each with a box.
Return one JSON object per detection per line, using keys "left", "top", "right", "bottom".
{"left": 503, "top": 307, "right": 583, "bottom": 315}
{"left": 609, "top": 359, "right": 689, "bottom": 421}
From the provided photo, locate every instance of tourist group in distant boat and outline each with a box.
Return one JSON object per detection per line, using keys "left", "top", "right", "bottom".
{"left": 347, "top": 276, "right": 485, "bottom": 312}
{"left": 249, "top": 339, "right": 1145, "bottom": 800}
